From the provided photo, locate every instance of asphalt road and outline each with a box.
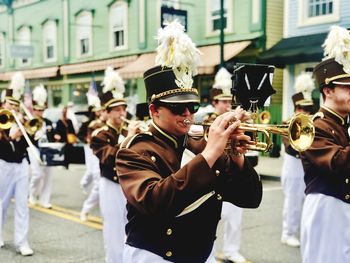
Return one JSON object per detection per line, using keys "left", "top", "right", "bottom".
{"left": 0, "top": 164, "right": 301, "bottom": 263}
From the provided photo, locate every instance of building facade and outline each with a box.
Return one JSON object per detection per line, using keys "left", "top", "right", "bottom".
{"left": 0, "top": 0, "right": 281, "bottom": 117}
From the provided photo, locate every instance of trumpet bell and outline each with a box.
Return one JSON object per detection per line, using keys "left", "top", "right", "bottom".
{"left": 0, "top": 109, "right": 15, "bottom": 130}
{"left": 288, "top": 113, "right": 315, "bottom": 152}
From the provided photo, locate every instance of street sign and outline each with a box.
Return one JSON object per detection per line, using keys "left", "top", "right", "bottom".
{"left": 10, "top": 44, "right": 34, "bottom": 58}
{"left": 161, "top": 6, "right": 187, "bottom": 31}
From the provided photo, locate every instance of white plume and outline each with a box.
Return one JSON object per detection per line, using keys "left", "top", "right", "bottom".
{"left": 102, "top": 66, "right": 125, "bottom": 99}
{"left": 294, "top": 72, "right": 315, "bottom": 100}
{"left": 213, "top": 67, "right": 232, "bottom": 95}
{"left": 155, "top": 20, "right": 201, "bottom": 88}
{"left": 87, "top": 92, "right": 101, "bottom": 108}
{"left": 323, "top": 25, "right": 350, "bottom": 74}
{"left": 32, "top": 84, "right": 47, "bottom": 107}
{"left": 9, "top": 72, "right": 25, "bottom": 100}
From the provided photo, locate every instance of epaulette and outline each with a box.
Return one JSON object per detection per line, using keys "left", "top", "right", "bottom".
{"left": 120, "top": 131, "right": 153, "bottom": 149}
{"left": 312, "top": 112, "right": 324, "bottom": 121}
{"left": 91, "top": 125, "right": 109, "bottom": 137}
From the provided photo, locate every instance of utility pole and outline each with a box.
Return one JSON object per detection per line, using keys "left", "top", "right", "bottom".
{"left": 219, "top": 0, "right": 224, "bottom": 68}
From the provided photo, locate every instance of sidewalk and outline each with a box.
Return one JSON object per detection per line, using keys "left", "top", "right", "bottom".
{"left": 255, "top": 155, "right": 283, "bottom": 181}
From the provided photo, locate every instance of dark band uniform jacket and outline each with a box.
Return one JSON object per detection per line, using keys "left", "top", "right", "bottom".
{"left": 90, "top": 122, "right": 127, "bottom": 183}
{"left": 116, "top": 122, "right": 263, "bottom": 262}
{"left": 301, "top": 106, "right": 350, "bottom": 203}
{"left": 0, "top": 128, "right": 28, "bottom": 163}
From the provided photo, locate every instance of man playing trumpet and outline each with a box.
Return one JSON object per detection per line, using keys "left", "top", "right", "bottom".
{"left": 116, "top": 21, "right": 262, "bottom": 262}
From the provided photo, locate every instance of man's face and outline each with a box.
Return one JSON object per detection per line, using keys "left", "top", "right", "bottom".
{"left": 324, "top": 85, "right": 350, "bottom": 116}
{"left": 108, "top": 105, "right": 127, "bottom": 127}
{"left": 150, "top": 102, "right": 199, "bottom": 137}
{"left": 213, "top": 99, "right": 232, "bottom": 115}
{"left": 33, "top": 109, "right": 44, "bottom": 118}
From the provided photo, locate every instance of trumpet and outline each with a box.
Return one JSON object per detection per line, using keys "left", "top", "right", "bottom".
{"left": 184, "top": 113, "right": 315, "bottom": 152}
{"left": 121, "top": 117, "right": 149, "bottom": 132}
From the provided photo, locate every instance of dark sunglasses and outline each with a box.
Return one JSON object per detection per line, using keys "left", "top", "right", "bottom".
{"left": 157, "top": 102, "right": 200, "bottom": 115}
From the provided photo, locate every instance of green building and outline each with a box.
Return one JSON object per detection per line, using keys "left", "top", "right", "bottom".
{"left": 0, "top": 0, "right": 283, "bottom": 120}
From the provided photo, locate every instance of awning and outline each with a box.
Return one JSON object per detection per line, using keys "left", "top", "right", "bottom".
{"left": 118, "top": 41, "right": 252, "bottom": 79}
{"left": 197, "top": 41, "right": 251, "bottom": 74}
{"left": 60, "top": 55, "right": 138, "bottom": 75}
{"left": 259, "top": 32, "right": 328, "bottom": 67}
{"left": 119, "top": 53, "right": 156, "bottom": 79}
{"left": 0, "top": 66, "right": 59, "bottom": 81}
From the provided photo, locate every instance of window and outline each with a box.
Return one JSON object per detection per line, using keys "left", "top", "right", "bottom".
{"left": 0, "top": 33, "right": 5, "bottom": 68}
{"left": 298, "top": 0, "right": 339, "bottom": 26}
{"left": 206, "top": 0, "right": 233, "bottom": 35}
{"left": 17, "top": 26, "right": 31, "bottom": 66}
{"left": 76, "top": 11, "right": 93, "bottom": 57}
{"left": 42, "top": 20, "right": 57, "bottom": 62}
{"left": 110, "top": 2, "right": 128, "bottom": 51}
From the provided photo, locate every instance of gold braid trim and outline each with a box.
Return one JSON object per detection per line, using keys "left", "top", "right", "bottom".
{"left": 325, "top": 74, "right": 350, "bottom": 84}
{"left": 150, "top": 88, "right": 198, "bottom": 102}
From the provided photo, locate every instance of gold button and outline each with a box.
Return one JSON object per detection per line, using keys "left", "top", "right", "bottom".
{"left": 345, "top": 195, "right": 350, "bottom": 200}
{"left": 332, "top": 130, "right": 335, "bottom": 134}
{"left": 107, "top": 139, "right": 110, "bottom": 142}
{"left": 165, "top": 251, "right": 172, "bottom": 257}
{"left": 113, "top": 176, "right": 118, "bottom": 181}
{"left": 215, "top": 170, "right": 220, "bottom": 176}
{"left": 151, "top": 156, "right": 156, "bottom": 162}
{"left": 166, "top": 228, "right": 172, "bottom": 235}
{"left": 346, "top": 179, "right": 349, "bottom": 184}
{"left": 217, "top": 194, "right": 222, "bottom": 200}
{"left": 113, "top": 167, "right": 116, "bottom": 171}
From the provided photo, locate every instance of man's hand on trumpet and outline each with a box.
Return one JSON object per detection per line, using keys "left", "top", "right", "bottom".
{"left": 201, "top": 108, "right": 251, "bottom": 169}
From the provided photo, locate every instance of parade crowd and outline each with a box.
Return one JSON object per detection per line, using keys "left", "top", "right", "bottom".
{"left": 0, "top": 22, "right": 350, "bottom": 263}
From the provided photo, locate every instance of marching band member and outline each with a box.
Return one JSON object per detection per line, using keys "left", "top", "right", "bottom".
{"left": 79, "top": 93, "right": 104, "bottom": 221}
{"left": 300, "top": 26, "right": 350, "bottom": 263}
{"left": 28, "top": 84, "right": 55, "bottom": 208}
{"left": 207, "top": 68, "right": 248, "bottom": 263}
{"left": 90, "top": 66, "right": 141, "bottom": 263}
{"left": 280, "top": 72, "right": 316, "bottom": 248}
{"left": 0, "top": 72, "right": 33, "bottom": 256}
{"left": 116, "top": 21, "right": 262, "bottom": 263}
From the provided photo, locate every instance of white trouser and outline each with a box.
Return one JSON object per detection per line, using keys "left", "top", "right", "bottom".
{"left": 80, "top": 145, "right": 100, "bottom": 188}
{"left": 219, "top": 202, "right": 243, "bottom": 257}
{"left": 81, "top": 146, "right": 100, "bottom": 214}
{"left": 99, "top": 177, "right": 127, "bottom": 263}
{"left": 123, "top": 244, "right": 216, "bottom": 263}
{"left": 0, "top": 199, "right": 2, "bottom": 242}
{"left": 281, "top": 154, "right": 305, "bottom": 237}
{"left": 301, "top": 193, "right": 350, "bottom": 263}
{"left": 29, "top": 147, "right": 53, "bottom": 205}
{"left": 0, "top": 159, "right": 30, "bottom": 248}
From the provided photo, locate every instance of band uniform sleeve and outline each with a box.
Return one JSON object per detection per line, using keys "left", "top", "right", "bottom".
{"left": 302, "top": 119, "right": 350, "bottom": 175}
{"left": 90, "top": 129, "right": 118, "bottom": 165}
{"left": 116, "top": 138, "right": 262, "bottom": 217}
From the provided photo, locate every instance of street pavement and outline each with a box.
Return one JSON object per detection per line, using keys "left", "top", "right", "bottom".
{"left": 0, "top": 156, "right": 302, "bottom": 263}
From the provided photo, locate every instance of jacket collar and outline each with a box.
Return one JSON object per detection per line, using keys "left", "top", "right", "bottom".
{"left": 150, "top": 121, "right": 186, "bottom": 149}
{"left": 320, "top": 106, "right": 348, "bottom": 126}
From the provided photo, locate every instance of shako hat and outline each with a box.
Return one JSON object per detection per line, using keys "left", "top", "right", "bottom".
{"left": 292, "top": 71, "right": 315, "bottom": 107}
{"left": 32, "top": 84, "right": 48, "bottom": 110}
{"left": 100, "top": 66, "right": 127, "bottom": 109}
{"left": 144, "top": 21, "right": 201, "bottom": 104}
{"left": 5, "top": 72, "right": 25, "bottom": 106}
{"left": 314, "top": 26, "right": 350, "bottom": 89}
{"left": 210, "top": 67, "right": 233, "bottom": 101}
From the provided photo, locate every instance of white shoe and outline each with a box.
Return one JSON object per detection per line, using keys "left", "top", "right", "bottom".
{"left": 227, "top": 252, "right": 247, "bottom": 263}
{"left": 281, "top": 235, "right": 300, "bottom": 247}
{"left": 29, "top": 195, "right": 38, "bottom": 205}
{"left": 80, "top": 212, "right": 88, "bottom": 222}
{"left": 40, "top": 203, "right": 52, "bottom": 209}
{"left": 16, "top": 245, "right": 34, "bottom": 256}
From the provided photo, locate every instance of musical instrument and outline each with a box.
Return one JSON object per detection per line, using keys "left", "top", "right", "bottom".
{"left": 258, "top": 110, "right": 271, "bottom": 124}
{"left": 121, "top": 117, "right": 149, "bottom": 132}
{"left": 0, "top": 109, "right": 15, "bottom": 130}
{"left": 20, "top": 103, "right": 43, "bottom": 135}
{"left": 184, "top": 113, "right": 315, "bottom": 153}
